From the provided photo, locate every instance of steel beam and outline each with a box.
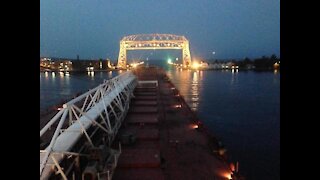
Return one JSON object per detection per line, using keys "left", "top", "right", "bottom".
{"left": 40, "top": 71, "right": 137, "bottom": 179}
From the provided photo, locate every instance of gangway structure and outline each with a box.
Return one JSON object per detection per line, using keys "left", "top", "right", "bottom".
{"left": 40, "top": 71, "right": 137, "bottom": 180}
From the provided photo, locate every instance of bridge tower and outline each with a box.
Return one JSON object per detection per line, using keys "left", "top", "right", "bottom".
{"left": 182, "top": 40, "right": 191, "bottom": 67}
{"left": 117, "top": 40, "right": 127, "bottom": 69}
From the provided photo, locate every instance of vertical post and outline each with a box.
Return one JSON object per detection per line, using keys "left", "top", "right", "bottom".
{"left": 236, "top": 161, "right": 239, "bottom": 173}
{"left": 107, "top": 170, "right": 110, "bottom": 180}
{"left": 68, "top": 106, "right": 73, "bottom": 126}
{"left": 40, "top": 110, "right": 68, "bottom": 175}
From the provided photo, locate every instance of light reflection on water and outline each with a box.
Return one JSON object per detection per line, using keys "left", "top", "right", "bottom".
{"left": 40, "top": 71, "right": 119, "bottom": 111}
{"left": 168, "top": 69, "right": 202, "bottom": 111}
{"left": 167, "top": 68, "right": 280, "bottom": 180}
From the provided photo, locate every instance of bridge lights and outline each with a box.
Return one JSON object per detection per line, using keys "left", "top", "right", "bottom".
{"left": 192, "top": 62, "right": 200, "bottom": 69}
{"left": 189, "top": 122, "right": 200, "bottom": 130}
{"left": 223, "top": 172, "right": 233, "bottom": 180}
{"left": 174, "top": 104, "right": 182, "bottom": 108}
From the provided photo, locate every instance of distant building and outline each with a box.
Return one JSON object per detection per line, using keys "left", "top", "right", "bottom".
{"left": 246, "top": 64, "right": 255, "bottom": 70}
{"left": 207, "top": 61, "right": 239, "bottom": 70}
{"left": 209, "top": 63, "right": 223, "bottom": 69}
{"left": 68, "top": 59, "right": 109, "bottom": 71}
{"left": 40, "top": 58, "right": 53, "bottom": 69}
{"left": 40, "top": 58, "right": 112, "bottom": 71}
{"left": 52, "top": 60, "right": 73, "bottom": 71}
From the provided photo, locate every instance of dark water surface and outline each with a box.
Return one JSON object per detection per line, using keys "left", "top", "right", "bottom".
{"left": 40, "top": 71, "right": 120, "bottom": 111}
{"left": 167, "top": 68, "right": 280, "bottom": 180}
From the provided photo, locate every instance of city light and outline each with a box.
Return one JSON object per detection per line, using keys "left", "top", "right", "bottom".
{"left": 224, "top": 172, "right": 232, "bottom": 180}
{"left": 188, "top": 123, "right": 200, "bottom": 130}
{"left": 130, "top": 61, "right": 144, "bottom": 68}
{"left": 167, "top": 58, "right": 172, "bottom": 64}
{"left": 274, "top": 62, "right": 280, "bottom": 69}
{"left": 192, "top": 61, "right": 200, "bottom": 69}
{"left": 173, "top": 104, "right": 182, "bottom": 108}
{"left": 231, "top": 65, "right": 239, "bottom": 69}
{"left": 86, "top": 67, "right": 94, "bottom": 71}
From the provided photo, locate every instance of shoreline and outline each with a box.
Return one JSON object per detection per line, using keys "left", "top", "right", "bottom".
{"left": 39, "top": 69, "right": 121, "bottom": 72}
{"left": 40, "top": 68, "right": 280, "bottom": 73}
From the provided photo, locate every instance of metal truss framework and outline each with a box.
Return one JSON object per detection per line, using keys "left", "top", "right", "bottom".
{"left": 117, "top": 34, "right": 192, "bottom": 68}
{"left": 40, "top": 71, "right": 137, "bottom": 179}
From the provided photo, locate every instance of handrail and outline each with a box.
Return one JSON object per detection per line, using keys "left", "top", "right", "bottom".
{"left": 40, "top": 71, "right": 137, "bottom": 178}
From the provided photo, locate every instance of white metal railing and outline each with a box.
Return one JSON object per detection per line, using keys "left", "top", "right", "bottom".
{"left": 40, "top": 71, "right": 137, "bottom": 178}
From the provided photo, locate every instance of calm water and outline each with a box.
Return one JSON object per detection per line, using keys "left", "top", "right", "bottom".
{"left": 40, "top": 62, "right": 280, "bottom": 180}
{"left": 40, "top": 71, "right": 121, "bottom": 111}
{"left": 167, "top": 68, "right": 280, "bottom": 180}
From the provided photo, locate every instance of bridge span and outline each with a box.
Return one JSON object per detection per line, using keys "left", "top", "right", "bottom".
{"left": 40, "top": 66, "right": 242, "bottom": 180}
{"left": 117, "top": 34, "right": 192, "bottom": 69}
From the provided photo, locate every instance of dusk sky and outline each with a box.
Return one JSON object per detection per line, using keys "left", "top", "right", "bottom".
{"left": 40, "top": 0, "right": 280, "bottom": 61}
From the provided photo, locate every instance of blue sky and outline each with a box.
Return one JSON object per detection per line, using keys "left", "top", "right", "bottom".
{"left": 40, "top": 0, "right": 280, "bottom": 60}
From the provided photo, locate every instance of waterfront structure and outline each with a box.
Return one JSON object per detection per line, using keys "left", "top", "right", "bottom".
{"left": 40, "top": 59, "right": 110, "bottom": 71}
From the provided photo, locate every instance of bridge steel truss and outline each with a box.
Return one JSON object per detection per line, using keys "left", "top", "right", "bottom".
{"left": 40, "top": 71, "right": 138, "bottom": 180}
{"left": 117, "top": 34, "right": 192, "bottom": 68}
